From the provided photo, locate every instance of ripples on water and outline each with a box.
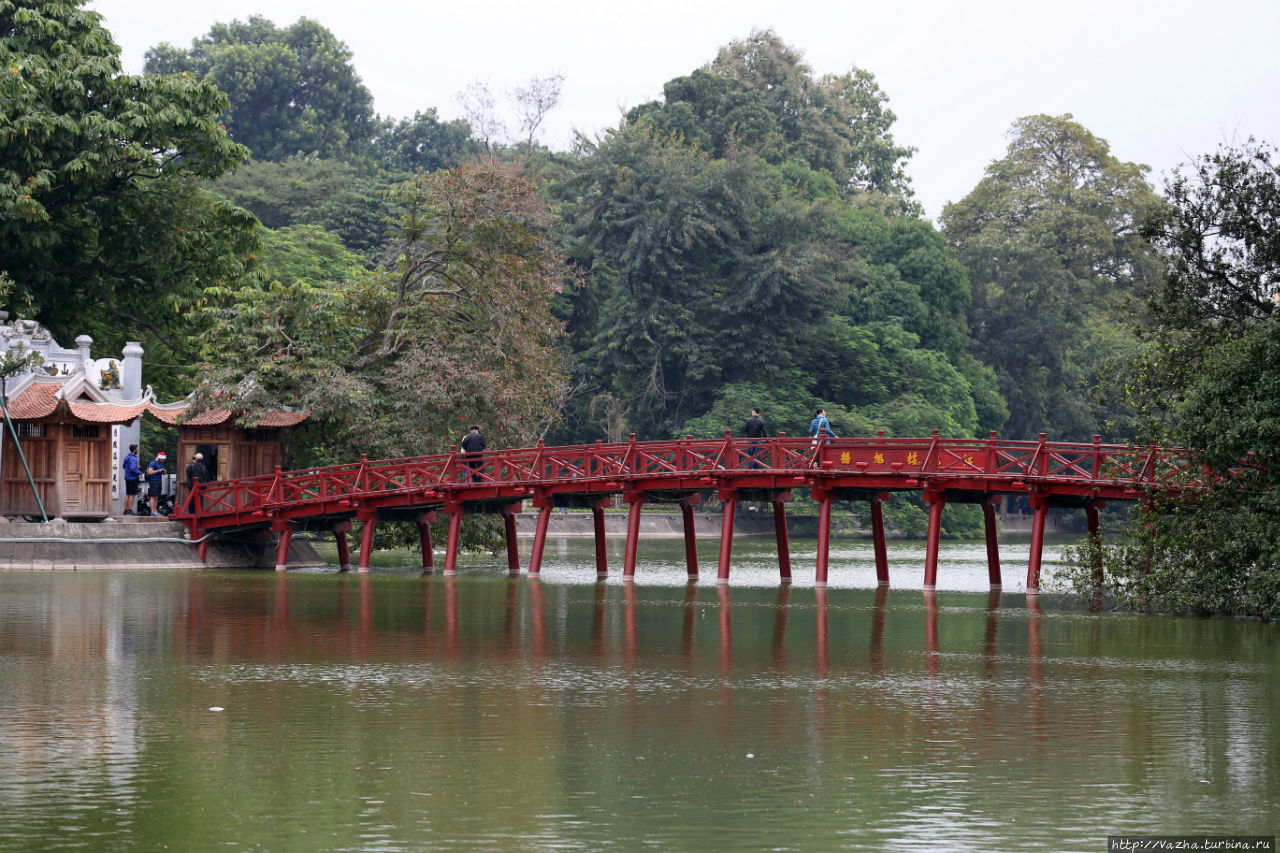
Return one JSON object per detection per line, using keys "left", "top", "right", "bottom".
{"left": 0, "top": 538, "right": 1276, "bottom": 851}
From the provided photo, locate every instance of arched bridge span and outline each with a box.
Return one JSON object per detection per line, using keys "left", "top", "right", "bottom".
{"left": 173, "top": 431, "right": 1200, "bottom": 590}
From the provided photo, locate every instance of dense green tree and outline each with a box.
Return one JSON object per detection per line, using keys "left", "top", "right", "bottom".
{"left": 1067, "top": 141, "right": 1280, "bottom": 618}
{"left": 941, "top": 114, "right": 1163, "bottom": 440}
{"left": 550, "top": 112, "right": 1001, "bottom": 443}
{"left": 145, "top": 16, "right": 375, "bottom": 163}
{"left": 552, "top": 123, "right": 851, "bottom": 437}
{"left": 206, "top": 155, "right": 398, "bottom": 257}
{"left": 0, "top": 0, "right": 257, "bottom": 378}
{"left": 208, "top": 154, "right": 355, "bottom": 230}
{"left": 255, "top": 223, "right": 368, "bottom": 286}
{"left": 627, "top": 30, "right": 915, "bottom": 202}
{"left": 372, "top": 108, "right": 479, "bottom": 174}
{"left": 195, "top": 158, "right": 578, "bottom": 465}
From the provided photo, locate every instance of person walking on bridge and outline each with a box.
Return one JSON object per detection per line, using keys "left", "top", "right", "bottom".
{"left": 744, "top": 407, "right": 767, "bottom": 468}
{"left": 460, "top": 425, "right": 486, "bottom": 483}
{"left": 809, "top": 408, "right": 836, "bottom": 446}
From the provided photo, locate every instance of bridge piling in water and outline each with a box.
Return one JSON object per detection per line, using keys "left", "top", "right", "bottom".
{"left": 814, "top": 488, "right": 833, "bottom": 586}
{"left": 417, "top": 512, "right": 435, "bottom": 573}
{"left": 622, "top": 491, "right": 644, "bottom": 580}
{"left": 869, "top": 493, "right": 889, "bottom": 585}
{"left": 1026, "top": 493, "right": 1049, "bottom": 592}
{"left": 717, "top": 490, "right": 738, "bottom": 584}
{"left": 333, "top": 520, "right": 353, "bottom": 572}
{"left": 680, "top": 496, "right": 700, "bottom": 580}
{"left": 772, "top": 492, "right": 792, "bottom": 583}
{"left": 592, "top": 498, "right": 609, "bottom": 579}
{"left": 273, "top": 522, "right": 292, "bottom": 573}
{"left": 503, "top": 503, "right": 521, "bottom": 575}
{"left": 982, "top": 496, "right": 1002, "bottom": 588}
{"left": 358, "top": 515, "right": 377, "bottom": 573}
{"left": 443, "top": 502, "right": 462, "bottom": 576}
{"left": 923, "top": 489, "right": 946, "bottom": 589}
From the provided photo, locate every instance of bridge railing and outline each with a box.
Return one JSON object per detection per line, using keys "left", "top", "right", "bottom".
{"left": 173, "top": 434, "right": 1201, "bottom": 527}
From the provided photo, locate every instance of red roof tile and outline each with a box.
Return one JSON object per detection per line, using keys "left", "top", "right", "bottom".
{"left": 3, "top": 384, "right": 147, "bottom": 424}
{"left": 146, "top": 404, "right": 305, "bottom": 428}
{"left": 5, "top": 384, "right": 59, "bottom": 419}
{"left": 67, "top": 400, "right": 150, "bottom": 423}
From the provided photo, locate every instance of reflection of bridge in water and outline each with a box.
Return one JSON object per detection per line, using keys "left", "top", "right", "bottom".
{"left": 171, "top": 575, "right": 1044, "bottom": 681}
{"left": 174, "top": 432, "right": 1199, "bottom": 590}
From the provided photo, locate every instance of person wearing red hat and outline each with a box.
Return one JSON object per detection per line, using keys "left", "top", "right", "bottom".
{"left": 145, "top": 451, "right": 168, "bottom": 516}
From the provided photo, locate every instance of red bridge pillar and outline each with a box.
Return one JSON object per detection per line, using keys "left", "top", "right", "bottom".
{"left": 592, "top": 497, "right": 611, "bottom": 579}
{"left": 623, "top": 490, "right": 644, "bottom": 579}
{"left": 870, "top": 492, "right": 889, "bottom": 586}
{"left": 772, "top": 490, "right": 792, "bottom": 584}
{"left": 983, "top": 495, "right": 1002, "bottom": 588}
{"left": 923, "top": 487, "right": 946, "bottom": 589}
{"left": 813, "top": 485, "right": 832, "bottom": 587}
{"left": 417, "top": 511, "right": 436, "bottom": 574}
{"left": 443, "top": 500, "right": 463, "bottom": 576}
{"left": 717, "top": 489, "right": 738, "bottom": 584}
{"left": 333, "top": 519, "right": 353, "bottom": 572}
{"left": 680, "top": 494, "right": 700, "bottom": 581}
{"left": 1026, "top": 491, "right": 1050, "bottom": 593}
{"left": 1086, "top": 501, "right": 1104, "bottom": 586}
{"left": 273, "top": 520, "right": 292, "bottom": 573}
{"left": 357, "top": 511, "right": 377, "bottom": 573}
{"left": 503, "top": 502, "right": 522, "bottom": 575}
{"left": 528, "top": 495, "right": 552, "bottom": 578}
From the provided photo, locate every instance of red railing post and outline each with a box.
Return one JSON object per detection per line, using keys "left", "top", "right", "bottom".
{"left": 926, "top": 429, "right": 941, "bottom": 474}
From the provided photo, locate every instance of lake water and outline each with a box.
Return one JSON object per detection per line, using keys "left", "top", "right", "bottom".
{"left": 1, "top": 537, "right": 1276, "bottom": 851}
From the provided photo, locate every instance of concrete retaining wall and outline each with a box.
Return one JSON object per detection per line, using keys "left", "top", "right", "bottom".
{"left": 0, "top": 518, "right": 326, "bottom": 570}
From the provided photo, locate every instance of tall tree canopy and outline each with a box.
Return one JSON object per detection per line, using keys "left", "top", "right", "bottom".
{"left": 1081, "top": 141, "right": 1280, "bottom": 618}
{"left": 549, "top": 112, "right": 1000, "bottom": 443}
{"left": 144, "top": 16, "right": 375, "bottom": 163}
{"left": 941, "top": 114, "right": 1163, "bottom": 440}
{"left": 196, "top": 159, "right": 577, "bottom": 464}
{"left": 626, "top": 30, "right": 915, "bottom": 203}
{"left": 0, "top": 0, "right": 256, "bottom": 369}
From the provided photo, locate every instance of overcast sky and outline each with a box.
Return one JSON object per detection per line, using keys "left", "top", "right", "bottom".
{"left": 87, "top": 0, "right": 1280, "bottom": 220}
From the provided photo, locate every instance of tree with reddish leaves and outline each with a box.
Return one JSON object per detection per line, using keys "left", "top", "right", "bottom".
{"left": 196, "top": 157, "right": 579, "bottom": 467}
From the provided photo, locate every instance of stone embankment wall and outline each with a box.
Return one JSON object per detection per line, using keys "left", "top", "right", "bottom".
{"left": 0, "top": 518, "right": 325, "bottom": 570}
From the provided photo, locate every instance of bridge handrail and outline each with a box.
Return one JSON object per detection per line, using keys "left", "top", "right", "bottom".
{"left": 172, "top": 434, "right": 1201, "bottom": 527}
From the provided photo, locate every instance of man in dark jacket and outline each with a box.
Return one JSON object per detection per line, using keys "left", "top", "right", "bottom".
{"left": 122, "top": 444, "right": 141, "bottom": 514}
{"left": 185, "top": 452, "right": 209, "bottom": 509}
{"left": 460, "top": 425, "right": 486, "bottom": 483}
{"left": 744, "top": 407, "right": 767, "bottom": 468}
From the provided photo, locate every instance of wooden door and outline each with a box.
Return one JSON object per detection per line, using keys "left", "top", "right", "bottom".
{"left": 61, "top": 436, "right": 111, "bottom": 516}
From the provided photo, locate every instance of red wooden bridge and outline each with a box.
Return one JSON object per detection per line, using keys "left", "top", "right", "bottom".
{"left": 172, "top": 430, "right": 1200, "bottom": 591}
